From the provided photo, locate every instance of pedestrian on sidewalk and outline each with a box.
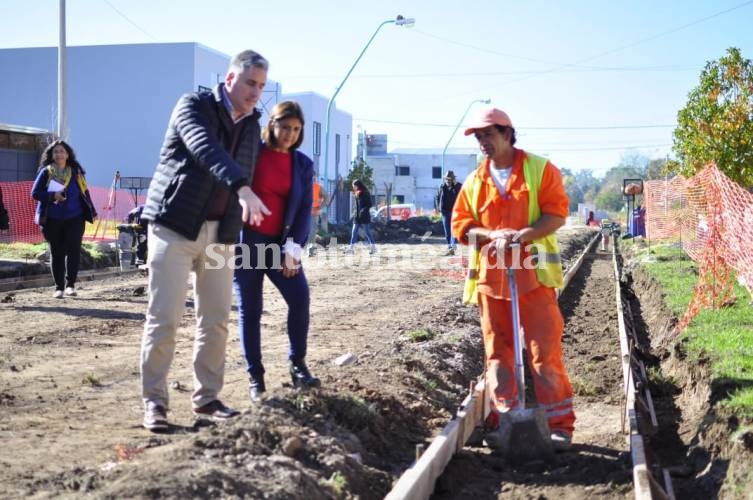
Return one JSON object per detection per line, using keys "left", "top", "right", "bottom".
{"left": 452, "top": 107, "right": 576, "bottom": 451}
{"left": 435, "top": 170, "right": 462, "bottom": 255}
{"left": 31, "top": 140, "right": 97, "bottom": 299}
{"left": 233, "top": 100, "right": 320, "bottom": 403}
{"left": 345, "top": 179, "right": 376, "bottom": 254}
{"left": 139, "top": 49, "right": 270, "bottom": 432}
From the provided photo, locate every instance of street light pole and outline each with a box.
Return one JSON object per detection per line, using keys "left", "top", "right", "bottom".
{"left": 441, "top": 98, "right": 490, "bottom": 176}
{"left": 321, "top": 15, "right": 415, "bottom": 228}
{"left": 57, "top": 0, "right": 67, "bottom": 139}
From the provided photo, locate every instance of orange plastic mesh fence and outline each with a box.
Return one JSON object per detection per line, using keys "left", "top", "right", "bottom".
{"left": 0, "top": 181, "right": 144, "bottom": 245}
{"left": 644, "top": 163, "right": 753, "bottom": 333}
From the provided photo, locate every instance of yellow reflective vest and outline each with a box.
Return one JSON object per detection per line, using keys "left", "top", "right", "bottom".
{"left": 462, "top": 153, "right": 563, "bottom": 304}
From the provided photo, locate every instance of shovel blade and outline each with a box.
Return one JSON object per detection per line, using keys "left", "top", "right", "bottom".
{"left": 485, "top": 408, "right": 555, "bottom": 464}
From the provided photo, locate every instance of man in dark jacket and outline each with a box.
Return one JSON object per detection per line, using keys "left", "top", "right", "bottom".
{"left": 436, "top": 170, "right": 462, "bottom": 255}
{"left": 140, "top": 49, "right": 270, "bottom": 432}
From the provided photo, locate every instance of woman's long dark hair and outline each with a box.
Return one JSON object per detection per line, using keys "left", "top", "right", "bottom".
{"left": 40, "top": 139, "right": 85, "bottom": 173}
{"left": 352, "top": 179, "right": 370, "bottom": 196}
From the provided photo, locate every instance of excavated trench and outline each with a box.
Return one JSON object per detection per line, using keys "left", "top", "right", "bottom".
{"left": 624, "top": 257, "right": 753, "bottom": 500}
{"left": 430, "top": 244, "right": 636, "bottom": 499}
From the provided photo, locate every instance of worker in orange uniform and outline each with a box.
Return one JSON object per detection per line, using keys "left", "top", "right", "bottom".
{"left": 308, "top": 176, "right": 326, "bottom": 256}
{"left": 451, "top": 107, "right": 575, "bottom": 451}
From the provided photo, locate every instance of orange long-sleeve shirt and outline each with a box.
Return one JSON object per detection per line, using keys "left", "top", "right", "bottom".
{"left": 451, "top": 148, "right": 569, "bottom": 299}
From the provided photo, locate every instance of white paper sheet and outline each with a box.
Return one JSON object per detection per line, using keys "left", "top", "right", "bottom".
{"left": 47, "top": 179, "right": 66, "bottom": 193}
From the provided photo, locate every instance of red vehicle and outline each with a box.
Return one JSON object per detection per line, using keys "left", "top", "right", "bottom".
{"left": 372, "top": 203, "right": 416, "bottom": 221}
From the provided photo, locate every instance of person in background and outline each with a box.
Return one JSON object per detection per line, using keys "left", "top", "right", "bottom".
{"left": 139, "top": 49, "right": 270, "bottom": 432}
{"left": 435, "top": 170, "right": 462, "bottom": 255}
{"left": 585, "top": 210, "right": 599, "bottom": 228}
{"left": 31, "top": 140, "right": 97, "bottom": 299}
{"left": 452, "top": 107, "right": 575, "bottom": 451}
{"left": 307, "top": 176, "right": 326, "bottom": 256}
{"left": 345, "top": 179, "right": 376, "bottom": 254}
{"left": 0, "top": 185, "right": 9, "bottom": 234}
{"left": 233, "top": 100, "right": 319, "bottom": 403}
{"left": 126, "top": 204, "right": 148, "bottom": 264}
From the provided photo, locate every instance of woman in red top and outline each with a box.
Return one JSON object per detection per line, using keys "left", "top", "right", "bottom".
{"left": 233, "top": 101, "right": 318, "bottom": 403}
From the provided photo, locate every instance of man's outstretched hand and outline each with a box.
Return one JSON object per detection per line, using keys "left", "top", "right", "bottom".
{"left": 237, "top": 186, "right": 271, "bottom": 226}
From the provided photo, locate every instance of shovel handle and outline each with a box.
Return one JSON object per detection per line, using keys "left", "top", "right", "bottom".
{"left": 505, "top": 243, "right": 526, "bottom": 409}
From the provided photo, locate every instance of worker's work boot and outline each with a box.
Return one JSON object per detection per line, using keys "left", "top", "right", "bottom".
{"left": 290, "top": 361, "right": 321, "bottom": 389}
{"left": 550, "top": 430, "right": 573, "bottom": 451}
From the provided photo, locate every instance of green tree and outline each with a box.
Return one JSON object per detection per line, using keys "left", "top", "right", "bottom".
{"left": 560, "top": 168, "right": 583, "bottom": 213}
{"left": 617, "top": 151, "right": 648, "bottom": 174}
{"left": 594, "top": 188, "right": 625, "bottom": 213}
{"left": 345, "top": 157, "right": 374, "bottom": 191}
{"left": 645, "top": 158, "right": 672, "bottom": 180}
{"left": 671, "top": 47, "right": 753, "bottom": 186}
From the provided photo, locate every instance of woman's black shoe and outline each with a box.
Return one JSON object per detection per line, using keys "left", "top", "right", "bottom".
{"left": 289, "top": 362, "right": 321, "bottom": 389}
{"left": 249, "top": 375, "right": 266, "bottom": 402}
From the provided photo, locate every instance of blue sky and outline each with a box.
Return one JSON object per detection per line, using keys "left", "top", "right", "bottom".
{"left": 1, "top": 0, "right": 752, "bottom": 175}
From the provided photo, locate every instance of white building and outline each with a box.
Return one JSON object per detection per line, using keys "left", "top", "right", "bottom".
{"left": 363, "top": 134, "right": 478, "bottom": 213}
{"left": 0, "top": 43, "right": 352, "bottom": 190}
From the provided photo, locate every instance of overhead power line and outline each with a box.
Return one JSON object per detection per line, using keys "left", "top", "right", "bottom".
{"left": 102, "top": 0, "right": 157, "bottom": 41}
{"left": 386, "top": 137, "right": 671, "bottom": 153}
{"left": 281, "top": 65, "right": 696, "bottom": 80}
{"left": 443, "top": 0, "right": 753, "bottom": 101}
{"left": 355, "top": 117, "right": 675, "bottom": 130}
{"left": 541, "top": 143, "right": 671, "bottom": 152}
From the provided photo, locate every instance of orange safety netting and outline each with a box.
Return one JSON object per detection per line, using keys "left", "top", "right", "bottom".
{"left": 0, "top": 181, "right": 144, "bottom": 245}
{"left": 643, "top": 163, "right": 753, "bottom": 333}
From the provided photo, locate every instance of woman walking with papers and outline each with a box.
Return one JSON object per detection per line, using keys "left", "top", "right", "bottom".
{"left": 31, "top": 140, "right": 97, "bottom": 298}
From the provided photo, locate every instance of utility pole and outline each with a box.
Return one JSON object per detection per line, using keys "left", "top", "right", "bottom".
{"left": 57, "top": 0, "right": 67, "bottom": 139}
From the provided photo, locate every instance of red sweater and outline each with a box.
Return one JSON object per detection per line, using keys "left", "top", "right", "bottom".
{"left": 249, "top": 147, "right": 292, "bottom": 237}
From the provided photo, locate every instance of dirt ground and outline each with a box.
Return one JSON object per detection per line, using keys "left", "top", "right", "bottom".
{"left": 433, "top": 239, "right": 633, "bottom": 499}
{"left": 0, "top": 225, "right": 646, "bottom": 499}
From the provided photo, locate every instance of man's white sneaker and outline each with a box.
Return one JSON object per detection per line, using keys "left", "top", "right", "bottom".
{"left": 64, "top": 287, "right": 77, "bottom": 297}
{"left": 53, "top": 290, "right": 64, "bottom": 299}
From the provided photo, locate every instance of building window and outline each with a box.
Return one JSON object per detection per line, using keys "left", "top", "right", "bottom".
{"left": 395, "top": 165, "right": 410, "bottom": 176}
{"left": 394, "top": 195, "right": 405, "bottom": 203}
{"left": 432, "top": 166, "right": 442, "bottom": 179}
{"left": 313, "top": 122, "right": 322, "bottom": 156}
{"left": 335, "top": 134, "right": 341, "bottom": 167}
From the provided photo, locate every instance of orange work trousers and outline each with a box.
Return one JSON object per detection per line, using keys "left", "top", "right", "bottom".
{"left": 478, "top": 286, "right": 575, "bottom": 434}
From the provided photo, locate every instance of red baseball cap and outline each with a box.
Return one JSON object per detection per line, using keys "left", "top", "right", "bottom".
{"left": 463, "top": 108, "right": 513, "bottom": 136}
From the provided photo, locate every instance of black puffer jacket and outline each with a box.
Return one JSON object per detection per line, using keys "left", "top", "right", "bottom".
{"left": 354, "top": 189, "right": 373, "bottom": 224}
{"left": 142, "top": 84, "right": 260, "bottom": 243}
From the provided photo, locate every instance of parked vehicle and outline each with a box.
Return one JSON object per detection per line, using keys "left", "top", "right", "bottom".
{"left": 371, "top": 203, "right": 416, "bottom": 221}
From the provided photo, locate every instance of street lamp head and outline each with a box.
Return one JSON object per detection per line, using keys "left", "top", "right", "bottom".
{"left": 395, "top": 15, "right": 416, "bottom": 27}
{"left": 480, "top": 98, "right": 491, "bottom": 104}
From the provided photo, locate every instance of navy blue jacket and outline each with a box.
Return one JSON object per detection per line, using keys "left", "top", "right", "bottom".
{"left": 31, "top": 165, "right": 97, "bottom": 226}
{"left": 275, "top": 147, "right": 314, "bottom": 247}
{"left": 141, "top": 84, "right": 261, "bottom": 243}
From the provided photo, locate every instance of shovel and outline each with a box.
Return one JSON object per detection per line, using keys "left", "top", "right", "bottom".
{"left": 487, "top": 246, "right": 555, "bottom": 464}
